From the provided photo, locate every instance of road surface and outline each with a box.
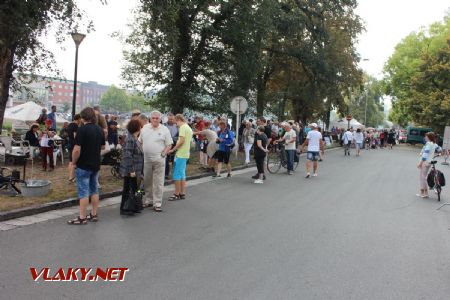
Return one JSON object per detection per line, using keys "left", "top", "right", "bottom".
{"left": 1, "top": 145, "right": 450, "bottom": 300}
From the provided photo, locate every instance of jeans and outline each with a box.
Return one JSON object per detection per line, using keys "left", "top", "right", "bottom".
{"left": 76, "top": 168, "right": 99, "bottom": 199}
{"left": 41, "top": 146, "right": 54, "bottom": 169}
{"left": 244, "top": 143, "right": 253, "bottom": 164}
{"left": 285, "top": 149, "right": 295, "bottom": 171}
{"left": 255, "top": 155, "right": 265, "bottom": 175}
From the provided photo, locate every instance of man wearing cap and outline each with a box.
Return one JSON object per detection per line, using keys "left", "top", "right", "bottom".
{"left": 301, "top": 123, "right": 324, "bottom": 178}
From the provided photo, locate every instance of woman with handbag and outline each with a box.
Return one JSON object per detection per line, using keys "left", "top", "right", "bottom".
{"left": 242, "top": 121, "right": 255, "bottom": 166}
{"left": 120, "top": 119, "right": 144, "bottom": 215}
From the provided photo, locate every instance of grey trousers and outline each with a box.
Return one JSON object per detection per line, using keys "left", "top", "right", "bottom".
{"left": 143, "top": 157, "right": 165, "bottom": 207}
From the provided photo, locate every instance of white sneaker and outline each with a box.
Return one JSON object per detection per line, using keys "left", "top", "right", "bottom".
{"left": 313, "top": 173, "right": 318, "bottom": 177}
{"left": 254, "top": 179, "right": 264, "bottom": 184}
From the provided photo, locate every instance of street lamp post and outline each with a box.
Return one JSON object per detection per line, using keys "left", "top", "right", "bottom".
{"left": 71, "top": 32, "right": 86, "bottom": 120}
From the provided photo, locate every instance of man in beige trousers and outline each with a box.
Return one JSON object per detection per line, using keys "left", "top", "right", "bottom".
{"left": 139, "top": 111, "right": 173, "bottom": 211}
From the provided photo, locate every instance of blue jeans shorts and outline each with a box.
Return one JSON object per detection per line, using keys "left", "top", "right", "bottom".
{"left": 173, "top": 157, "right": 188, "bottom": 181}
{"left": 307, "top": 151, "right": 320, "bottom": 161}
{"left": 76, "top": 168, "right": 99, "bottom": 199}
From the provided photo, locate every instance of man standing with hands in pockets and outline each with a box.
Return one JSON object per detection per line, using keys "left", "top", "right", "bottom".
{"left": 139, "top": 111, "right": 173, "bottom": 212}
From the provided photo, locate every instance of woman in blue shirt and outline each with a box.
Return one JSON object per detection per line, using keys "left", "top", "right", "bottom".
{"left": 213, "top": 121, "right": 235, "bottom": 178}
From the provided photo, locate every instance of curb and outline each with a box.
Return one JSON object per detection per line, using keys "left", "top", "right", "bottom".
{"left": 0, "top": 145, "right": 340, "bottom": 222}
{"left": 0, "top": 163, "right": 256, "bottom": 222}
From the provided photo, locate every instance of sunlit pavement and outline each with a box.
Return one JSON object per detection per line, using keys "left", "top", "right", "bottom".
{"left": 1, "top": 146, "right": 450, "bottom": 300}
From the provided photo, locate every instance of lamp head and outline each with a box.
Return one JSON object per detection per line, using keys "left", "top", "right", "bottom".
{"left": 71, "top": 32, "right": 86, "bottom": 46}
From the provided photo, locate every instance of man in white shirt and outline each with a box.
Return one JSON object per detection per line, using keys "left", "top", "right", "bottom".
{"left": 342, "top": 128, "right": 353, "bottom": 156}
{"left": 139, "top": 110, "right": 173, "bottom": 210}
{"left": 301, "top": 123, "right": 324, "bottom": 178}
{"left": 276, "top": 122, "right": 297, "bottom": 175}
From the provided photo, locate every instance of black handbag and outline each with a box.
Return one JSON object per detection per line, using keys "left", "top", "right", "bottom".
{"left": 123, "top": 190, "right": 136, "bottom": 212}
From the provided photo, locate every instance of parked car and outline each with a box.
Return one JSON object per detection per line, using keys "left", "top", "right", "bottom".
{"left": 398, "top": 130, "right": 407, "bottom": 143}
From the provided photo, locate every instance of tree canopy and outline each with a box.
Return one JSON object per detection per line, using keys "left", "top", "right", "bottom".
{"left": 384, "top": 14, "right": 450, "bottom": 133}
{"left": 0, "top": 0, "right": 98, "bottom": 130}
{"left": 123, "top": 0, "right": 364, "bottom": 124}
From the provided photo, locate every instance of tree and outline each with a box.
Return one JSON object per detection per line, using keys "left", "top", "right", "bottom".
{"left": 100, "top": 85, "right": 130, "bottom": 113}
{"left": 346, "top": 76, "right": 385, "bottom": 128}
{"left": 0, "top": 0, "right": 98, "bottom": 130}
{"left": 384, "top": 15, "right": 449, "bottom": 132}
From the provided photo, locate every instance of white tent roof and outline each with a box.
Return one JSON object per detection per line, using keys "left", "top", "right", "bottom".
{"left": 329, "top": 118, "right": 365, "bottom": 129}
{"left": 4, "top": 102, "right": 69, "bottom": 124}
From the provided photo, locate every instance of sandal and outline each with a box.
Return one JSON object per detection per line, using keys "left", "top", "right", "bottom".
{"left": 168, "top": 194, "right": 180, "bottom": 201}
{"left": 153, "top": 206, "right": 162, "bottom": 212}
{"left": 86, "top": 213, "right": 98, "bottom": 222}
{"left": 67, "top": 216, "right": 87, "bottom": 225}
{"left": 179, "top": 194, "right": 186, "bottom": 200}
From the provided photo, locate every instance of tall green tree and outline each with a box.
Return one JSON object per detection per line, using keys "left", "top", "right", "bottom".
{"left": 100, "top": 85, "right": 130, "bottom": 113}
{"left": 384, "top": 14, "right": 449, "bottom": 132}
{"left": 0, "top": 0, "right": 97, "bottom": 130}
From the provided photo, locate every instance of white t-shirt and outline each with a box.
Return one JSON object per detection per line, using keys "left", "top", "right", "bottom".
{"left": 283, "top": 129, "right": 297, "bottom": 150}
{"left": 139, "top": 124, "right": 173, "bottom": 160}
{"left": 307, "top": 130, "right": 322, "bottom": 152}
{"left": 354, "top": 132, "right": 364, "bottom": 143}
{"left": 343, "top": 131, "right": 353, "bottom": 144}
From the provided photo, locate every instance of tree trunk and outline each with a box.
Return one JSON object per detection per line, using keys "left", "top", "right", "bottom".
{"left": 256, "top": 82, "right": 265, "bottom": 117}
{"left": 0, "top": 46, "right": 15, "bottom": 131}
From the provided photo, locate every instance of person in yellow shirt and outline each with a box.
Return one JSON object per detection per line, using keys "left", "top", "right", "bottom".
{"left": 168, "top": 114, "right": 193, "bottom": 201}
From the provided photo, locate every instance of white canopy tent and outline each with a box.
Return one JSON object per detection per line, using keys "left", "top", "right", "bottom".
{"left": 4, "top": 102, "right": 69, "bottom": 127}
{"left": 329, "top": 118, "right": 365, "bottom": 130}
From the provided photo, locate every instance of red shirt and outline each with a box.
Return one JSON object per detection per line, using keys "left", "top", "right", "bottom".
{"left": 195, "top": 121, "right": 205, "bottom": 141}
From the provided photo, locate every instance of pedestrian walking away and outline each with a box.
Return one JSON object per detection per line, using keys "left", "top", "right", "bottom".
{"left": 301, "top": 123, "right": 324, "bottom": 178}
{"left": 342, "top": 128, "right": 353, "bottom": 156}
{"left": 354, "top": 128, "right": 364, "bottom": 156}
{"left": 119, "top": 119, "right": 144, "bottom": 216}
{"left": 67, "top": 107, "right": 105, "bottom": 225}
{"left": 139, "top": 111, "right": 173, "bottom": 211}
{"left": 168, "top": 114, "right": 193, "bottom": 202}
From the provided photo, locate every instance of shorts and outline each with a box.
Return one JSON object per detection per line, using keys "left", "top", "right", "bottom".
{"left": 356, "top": 142, "right": 363, "bottom": 150}
{"left": 307, "top": 151, "right": 320, "bottom": 161}
{"left": 76, "top": 168, "right": 99, "bottom": 199}
{"left": 173, "top": 157, "right": 188, "bottom": 181}
{"left": 216, "top": 151, "right": 231, "bottom": 164}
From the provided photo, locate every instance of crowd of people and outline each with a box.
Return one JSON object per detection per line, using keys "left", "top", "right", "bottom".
{"left": 23, "top": 106, "right": 445, "bottom": 225}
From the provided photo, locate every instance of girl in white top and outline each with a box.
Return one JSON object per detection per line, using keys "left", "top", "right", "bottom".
{"left": 353, "top": 128, "right": 364, "bottom": 156}
{"left": 417, "top": 132, "right": 438, "bottom": 198}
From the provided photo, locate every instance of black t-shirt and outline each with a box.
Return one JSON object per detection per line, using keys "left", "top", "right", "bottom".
{"left": 254, "top": 132, "right": 268, "bottom": 157}
{"left": 264, "top": 125, "right": 272, "bottom": 140}
{"left": 67, "top": 123, "right": 78, "bottom": 147}
{"left": 75, "top": 123, "right": 105, "bottom": 172}
{"left": 108, "top": 120, "right": 118, "bottom": 135}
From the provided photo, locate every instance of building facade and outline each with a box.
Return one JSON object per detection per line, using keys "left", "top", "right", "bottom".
{"left": 9, "top": 74, "right": 109, "bottom": 113}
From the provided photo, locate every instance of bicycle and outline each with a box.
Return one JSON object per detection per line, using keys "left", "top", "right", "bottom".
{"left": 266, "top": 143, "right": 299, "bottom": 174}
{"left": 429, "top": 156, "right": 445, "bottom": 201}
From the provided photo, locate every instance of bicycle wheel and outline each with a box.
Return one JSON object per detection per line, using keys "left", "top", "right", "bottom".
{"left": 436, "top": 185, "right": 441, "bottom": 202}
{"left": 267, "top": 150, "right": 282, "bottom": 174}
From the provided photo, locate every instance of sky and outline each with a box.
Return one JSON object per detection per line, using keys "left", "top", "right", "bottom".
{"left": 43, "top": 0, "right": 449, "bottom": 87}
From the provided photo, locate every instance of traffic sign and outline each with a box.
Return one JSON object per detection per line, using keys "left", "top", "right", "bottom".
{"left": 230, "top": 96, "right": 248, "bottom": 115}
{"left": 346, "top": 115, "right": 353, "bottom": 121}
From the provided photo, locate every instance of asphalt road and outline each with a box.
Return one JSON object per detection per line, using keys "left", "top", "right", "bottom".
{"left": 1, "top": 145, "right": 450, "bottom": 300}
